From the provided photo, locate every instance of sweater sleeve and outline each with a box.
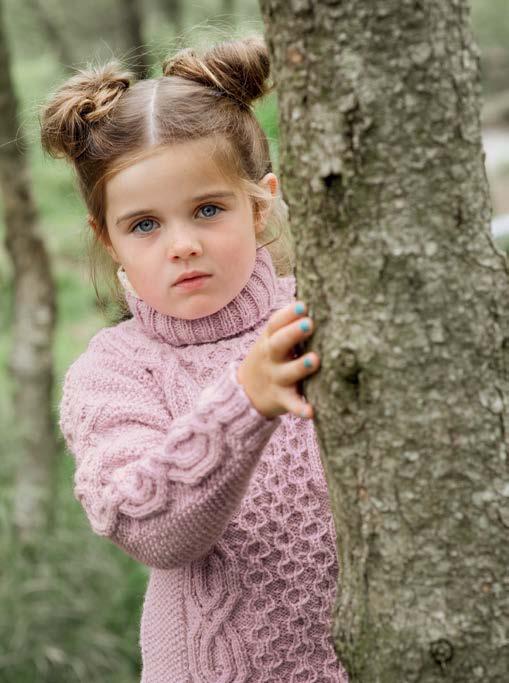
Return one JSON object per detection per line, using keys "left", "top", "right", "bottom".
{"left": 59, "top": 343, "right": 281, "bottom": 570}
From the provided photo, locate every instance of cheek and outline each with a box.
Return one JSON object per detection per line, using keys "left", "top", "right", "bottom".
{"left": 219, "top": 216, "right": 257, "bottom": 256}
{"left": 223, "top": 240, "right": 257, "bottom": 284}
{"left": 220, "top": 236, "right": 254, "bottom": 267}
{"left": 120, "top": 241, "right": 153, "bottom": 269}
{"left": 129, "top": 267, "right": 155, "bottom": 291}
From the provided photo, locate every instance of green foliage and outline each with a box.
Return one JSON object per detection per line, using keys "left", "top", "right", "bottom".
{"left": 255, "top": 91, "right": 280, "bottom": 174}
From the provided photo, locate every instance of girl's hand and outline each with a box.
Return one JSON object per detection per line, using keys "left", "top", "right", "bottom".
{"left": 236, "top": 302, "right": 320, "bottom": 419}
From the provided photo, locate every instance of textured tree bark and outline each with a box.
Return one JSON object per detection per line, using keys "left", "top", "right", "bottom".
{"left": 259, "top": 0, "right": 509, "bottom": 680}
{"left": 0, "top": 0, "right": 58, "bottom": 543}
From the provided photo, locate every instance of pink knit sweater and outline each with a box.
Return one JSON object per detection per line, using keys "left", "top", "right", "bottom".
{"left": 59, "top": 246, "right": 347, "bottom": 682}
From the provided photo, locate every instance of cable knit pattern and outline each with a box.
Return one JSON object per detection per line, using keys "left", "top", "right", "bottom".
{"left": 59, "top": 246, "right": 348, "bottom": 682}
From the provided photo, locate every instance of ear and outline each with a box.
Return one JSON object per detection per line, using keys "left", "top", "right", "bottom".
{"left": 88, "top": 215, "right": 120, "bottom": 263}
{"left": 255, "top": 173, "right": 278, "bottom": 235}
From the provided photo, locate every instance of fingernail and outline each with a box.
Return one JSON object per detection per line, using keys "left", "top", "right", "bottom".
{"left": 300, "top": 320, "right": 311, "bottom": 332}
{"left": 303, "top": 357, "right": 313, "bottom": 368}
{"left": 295, "top": 302, "right": 306, "bottom": 315}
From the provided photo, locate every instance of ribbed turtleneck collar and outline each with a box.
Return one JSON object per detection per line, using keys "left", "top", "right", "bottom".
{"left": 123, "top": 246, "right": 279, "bottom": 346}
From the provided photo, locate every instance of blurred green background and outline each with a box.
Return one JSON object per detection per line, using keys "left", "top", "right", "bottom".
{"left": 0, "top": 1, "right": 507, "bottom": 681}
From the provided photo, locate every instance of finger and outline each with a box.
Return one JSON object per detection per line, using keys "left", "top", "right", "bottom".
{"left": 286, "top": 387, "right": 314, "bottom": 419}
{"left": 266, "top": 301, "right": 308, "bottom": 337}
{"left": 300, "top": 402, "right": 314, "bottom": 419}
{"left": 276, "top": 352, "right": 321, "bottom": 387}
{"left": 269, "top": 316, "right": 315, "bottom": 362}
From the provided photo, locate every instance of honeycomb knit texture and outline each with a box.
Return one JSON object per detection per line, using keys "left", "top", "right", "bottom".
{"left": 59, "top": 246, "right": 348, "bottom": 683}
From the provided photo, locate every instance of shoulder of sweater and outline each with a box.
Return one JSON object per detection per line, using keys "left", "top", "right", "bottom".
{"left": 93, "top": 319, "right": 162, "bottom": 355}
{"left": 66, "top": 319, "right": 164, "bottom": 381}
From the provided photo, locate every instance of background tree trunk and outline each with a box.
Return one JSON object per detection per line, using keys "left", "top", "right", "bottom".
{"left": 0, "top": 0, "right": 58, "bottom": 543}
{"left": 119, "top": 0, "right": 150, "bottom": 79}
{"left": 157, "top": 0, "right": 184, "bottom": 36}
{"left": 259, "top": 0, "right": 509, "bottom": 680}
{"left": 24, "top": 0, "right": 75, "bottom": 71}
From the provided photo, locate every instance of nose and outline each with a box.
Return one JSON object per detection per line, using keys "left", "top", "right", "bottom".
{"left": 165, "top": 225, "right": 203, "bottom": 261}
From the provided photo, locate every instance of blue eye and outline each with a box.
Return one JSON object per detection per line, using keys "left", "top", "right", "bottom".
{"left": 132, "top": 218, "right": 157, "bottom": 234}
{"left": 198, "top": 204, "right": 222, "bottom": 219}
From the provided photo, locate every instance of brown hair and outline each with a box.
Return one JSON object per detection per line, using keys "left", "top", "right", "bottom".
{"left": 39, "top": 35, "right": 295, "bottom": 320}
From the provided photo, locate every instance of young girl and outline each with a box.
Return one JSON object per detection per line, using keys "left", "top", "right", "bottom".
{"left": 41, "top": 35, "right": 347, "bottom": 683}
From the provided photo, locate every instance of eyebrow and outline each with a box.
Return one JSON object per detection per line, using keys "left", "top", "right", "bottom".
{"left": 115, "top": 191, "right": 236, "bottom": 226}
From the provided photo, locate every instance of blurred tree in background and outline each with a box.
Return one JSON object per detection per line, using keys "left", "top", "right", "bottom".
{"left": 23, "top": 0, "right": 75, "bottom": 70}
{"left": 120, "top": 0, "right": 150, "bottom": 79}
{"left": 0, "top": 0, "right": 58, "bottom": 544}
{"left": 158, "top": 0, "right": 185, "bottom": 37}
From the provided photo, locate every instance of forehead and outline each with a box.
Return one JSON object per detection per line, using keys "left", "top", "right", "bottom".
{"left": 106, "top": 137, "right": 234, "bottom": 198}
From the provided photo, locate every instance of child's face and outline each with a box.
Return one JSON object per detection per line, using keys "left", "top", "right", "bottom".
{"left": 103, "top": 138, "right": 277, "bottom": 320}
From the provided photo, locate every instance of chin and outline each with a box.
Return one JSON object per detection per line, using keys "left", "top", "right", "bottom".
{"left": 159, "top": 299, "right": 223, "bottom": 321}
{"left": 181, "top": 303, "right": 226, "bottom": 320}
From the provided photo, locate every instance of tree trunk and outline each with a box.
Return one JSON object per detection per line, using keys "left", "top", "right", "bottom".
{"left": 119, "top": 0, "right": 150, "bottom": 80}
{"left": 0, "top": 0, "right": 58, "bottom": 543}
{"left": 157, "top": 0, "right": 184, "bottom": 35}
{"left": 259, "top": 0, "right": 509, "bottom": 680}
{"left": 24, "top": 0, "right": 75, "bottom": 71}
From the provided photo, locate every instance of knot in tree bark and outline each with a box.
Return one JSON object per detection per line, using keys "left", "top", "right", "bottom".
{"left": 429, "top": 638, "right": 454, "bottom": 668}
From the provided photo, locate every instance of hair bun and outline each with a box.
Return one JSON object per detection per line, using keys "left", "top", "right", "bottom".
{"left": 40, "top": 62, "right": 132, "bottom": 160}
{"left": 162, "top": 35, "right": 272, "bottom": 109}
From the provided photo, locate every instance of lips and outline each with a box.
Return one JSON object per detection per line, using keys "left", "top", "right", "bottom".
{"left": 173, "top": 274, "right": 212, "bottom": 291}
{"left": 173, "top": 271, "right": 210, "bottom": 286}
